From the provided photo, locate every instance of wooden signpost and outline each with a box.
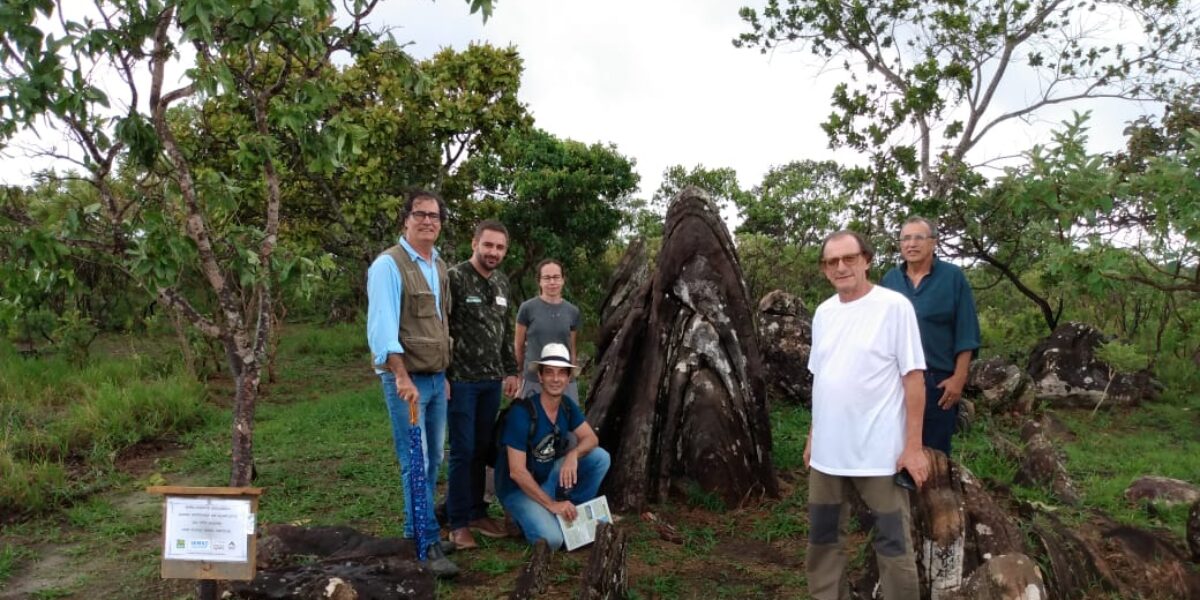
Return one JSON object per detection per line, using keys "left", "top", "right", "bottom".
{"left": 146, "top": 486, "right": 264, "bottom": 584}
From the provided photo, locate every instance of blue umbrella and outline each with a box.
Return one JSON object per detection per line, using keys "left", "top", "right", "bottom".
{"left": 407, "top": 399, "right": 430, "bottom": 561}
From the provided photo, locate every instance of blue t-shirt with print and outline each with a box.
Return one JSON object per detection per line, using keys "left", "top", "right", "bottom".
{"left": 496, "top": 394, "right": 585, "bottom": 494}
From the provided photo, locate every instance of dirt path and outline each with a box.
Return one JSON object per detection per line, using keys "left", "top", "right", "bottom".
{"left": 1, "top": 442, "right": 200, "bottom": 599}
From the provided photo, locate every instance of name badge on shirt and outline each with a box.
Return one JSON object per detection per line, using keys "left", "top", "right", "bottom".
{"left": 465, "top": 295, "right": 483, "bottom": 304}
{"left": 495, "top": 296, "right": 508, "bottom": 307}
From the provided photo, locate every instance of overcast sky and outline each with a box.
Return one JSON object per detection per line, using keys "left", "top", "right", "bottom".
{"left": 371, "top": 0, "right": 1153, "bottom": 200}
{"left": 1, "top": 0, "right": 1160, "bottom": 207}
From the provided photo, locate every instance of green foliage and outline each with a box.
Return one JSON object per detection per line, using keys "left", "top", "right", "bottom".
{"left": 1095, "top": 341, "right": 1149, "bottom": 374}
{"left": 737, "top": 0, "right": 1199, "bottom": 200}
{"left": 654, "top": 164, "right": 748, "bottom": 213}
{"left": 737, "top": 233, "right": 825, "bottom": 308}
{"left": 465, "top": 127, "right": 639, "bottom": 316}
{"left": 737, "top": 0, "right": 1200, "bottom": 338}
{"left": 735, "top": 160, "right": 849, "bottom": 246}
{"left": 767, "top": 402, "right": 810, "bottom": 473}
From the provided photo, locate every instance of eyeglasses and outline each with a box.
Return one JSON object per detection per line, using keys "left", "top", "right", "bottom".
{"left": 408, "top": 210, "right": 442, "bottom": 222}
{"left": 899, "top": 234, "right": 933, "bottom": 243}
{"left": 539, "top": 275, "right": 563, "bottom": 281}
{"left": 821, "top": 253, "right": 863, "bottom": 269}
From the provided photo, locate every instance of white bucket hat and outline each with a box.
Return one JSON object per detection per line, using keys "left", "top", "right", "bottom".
{"left": 529, "top": 342, "right": 579, "bottom": 376}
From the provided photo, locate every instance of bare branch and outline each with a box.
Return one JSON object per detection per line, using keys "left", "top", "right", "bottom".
{"left": 158, "top": 287, "right": 223, "bottom": 338}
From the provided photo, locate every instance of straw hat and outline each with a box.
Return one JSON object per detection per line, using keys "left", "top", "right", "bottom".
{"left": 528, "top": 342, "right": 580, "bottom": 377}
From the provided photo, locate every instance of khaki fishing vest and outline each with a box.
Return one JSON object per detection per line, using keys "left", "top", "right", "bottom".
{"left": 383, "top": 245, "right": 452, "bottom": 374}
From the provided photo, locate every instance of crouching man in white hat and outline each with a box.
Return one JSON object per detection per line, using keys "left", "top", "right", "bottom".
{"left": 495, "top": 342, "right": 610, "bottom": 549}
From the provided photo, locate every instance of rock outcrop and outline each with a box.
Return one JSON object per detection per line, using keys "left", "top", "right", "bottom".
{"left": 946, "top": 554, "right": 1046, "bottom": 600}
{"left": 1016, "top": 423, "right": 1082, "bottom": 507}
{"left": 1027, "top": 322, "right": 1159, "bottom": 409}
{"left": 756, "top": 290, "right": 813, "bottom": 406}
{"left": 587, "top": 186, "right": 778, "bottom": 511}
{"left": 1125, "top": 476, "right": 1200, "bottom": 507}
{"left": 967, "top": 357, "right": 1036, "bottom": 414}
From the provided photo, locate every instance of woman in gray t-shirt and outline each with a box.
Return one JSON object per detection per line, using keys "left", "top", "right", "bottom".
{"left": 515, "top": 259, "right": 581, "bottom": 400}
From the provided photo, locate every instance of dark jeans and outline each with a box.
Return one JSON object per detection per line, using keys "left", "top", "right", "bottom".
{"left": 923, "top": 368, "right": 958, "bottom": 456}
{"left": 447, "top": 379, "right": 502, "bottom": 529}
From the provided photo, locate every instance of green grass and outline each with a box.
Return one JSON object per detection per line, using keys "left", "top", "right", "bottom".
{"left": 955, "top": 412, "right": 1020, "bottom": 483}
{"left": 1054, "top": 402, "right": 1200, "bottom": 535}
{"left": 0, "top": 543, "right": 33, "bottom": 586}
{"left": 751, "top": 489, "right": 808, "bottom": 543}
{"left": 30, "top": 588, "right": 74, "bottom": 600}
{"left": 179, "top": 383, "right": 404, "bottom": 526}
{"left": 5, "top": 322, "right": 1200, "bottom": 599}
{"left": 0, "top": 341, "right": 212, "bottom": 515}
{"left": 470, "top": 552, "right": 526, "bottom": 576}
{"left": 769, "top": 403, "right": 810, "bottom": 472}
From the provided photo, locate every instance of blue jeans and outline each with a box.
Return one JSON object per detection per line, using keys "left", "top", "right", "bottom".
{"left": 923, "top": 369, "right": 958, "bottom": 456}
{"left": 379, "top": 371, "right": 447, "bottom": 541}
{"left": 447, "top": 379, "right": 502, "bottom": 529}
{"left": 498, "top": 447, "right": 610, "bottom": 550}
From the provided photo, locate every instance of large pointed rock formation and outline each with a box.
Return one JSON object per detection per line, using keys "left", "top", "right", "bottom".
{"left": 586, "top": 186, "right": 778, "bottom": 511}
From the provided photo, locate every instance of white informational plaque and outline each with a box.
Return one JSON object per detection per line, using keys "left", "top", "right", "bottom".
{"left": 163, "top": 496, "right": 255, "bottom": 563}
{"left": 556, "top": 495, "right": 612, "bottom": 551}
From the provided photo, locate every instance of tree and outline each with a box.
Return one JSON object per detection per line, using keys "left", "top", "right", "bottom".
{"left": 653, "top": 164, "right": 748, "bottom": 212}
{"left": 463, "top": 127, "right": 640, "bottom": 311}
{"left": 736, "top": 0, "right": 1200, "bottom": 203}
{"left": 737, "top": 0, "right": 1200, "bottom": 331}
{"left": 0, "top": 0, "right": 491, "bottom": 488}
{"left": 734, "top": 159, "right": 849, "bottom": 245}
{"left": 170, "top": 41, "right": 532, "bottom": 317}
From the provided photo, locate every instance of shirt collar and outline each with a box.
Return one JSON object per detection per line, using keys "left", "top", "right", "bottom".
{"left": 398, "top": 237, "right": 440, "bottom": 263}
{"left": 902, "top": 255, "right": 941, "bottom": 275}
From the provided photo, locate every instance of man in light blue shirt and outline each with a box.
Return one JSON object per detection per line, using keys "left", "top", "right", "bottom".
{"left": 366, "top": 189, "right": 457, "bottom": 577}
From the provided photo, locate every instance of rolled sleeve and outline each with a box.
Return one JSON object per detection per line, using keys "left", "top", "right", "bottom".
{"left": 366, "top": 255, "right": 405, "bottom": 368}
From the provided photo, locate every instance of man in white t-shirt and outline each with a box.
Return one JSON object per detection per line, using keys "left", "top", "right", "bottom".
{"left": 804, "top": 230, "right": 931, "bottom": 600}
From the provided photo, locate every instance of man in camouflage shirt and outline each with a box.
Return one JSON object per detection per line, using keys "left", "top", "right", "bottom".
{"left": 446, "top": 220, "right": 520, "bottom": 549}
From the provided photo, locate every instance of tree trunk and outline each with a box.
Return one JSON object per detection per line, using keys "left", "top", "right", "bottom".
{"left": 169, "top": 309, "right": 197, "bottom": 380}
{"left": 510, "top": 540, "right": 551, "bottom": 600}
{"left": 1188, "top": 499, "right": 1200, "bottom": 563}
{"left": 587, "top": 186, "right": 777, "bottom": 512}
{"left": 577, "top": 523, "right": 627, "bottom": 600}
{"left": 229, "top": 360, "right": 261, "bottom": 487}
{"left": 911, "top": 449, "right": 965, "bottom": 599}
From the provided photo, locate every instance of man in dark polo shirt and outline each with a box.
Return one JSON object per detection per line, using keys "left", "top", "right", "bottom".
{"left": 881, "top": 216, "right": 981, "bottom": 456}
{"left": 446, "top": 220, "right": 520, "bottom": 550}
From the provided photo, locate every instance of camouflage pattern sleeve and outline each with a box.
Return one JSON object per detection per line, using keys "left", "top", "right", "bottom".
{"left": 447, "top": 261, "right": 515, "bottom": 381}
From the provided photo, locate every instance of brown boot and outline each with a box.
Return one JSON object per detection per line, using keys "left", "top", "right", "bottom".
{"left": 449, "top": 527, "right": 478, "bottom": 550}
{"left": 469, "top": 517, "right": 507, "bottom": 539}
{"left": 504, "top": 513, "right": 522, "bottom": 538}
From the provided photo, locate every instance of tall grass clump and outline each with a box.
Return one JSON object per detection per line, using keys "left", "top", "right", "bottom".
{"left": 0, "top": 340, "right": 211, "bottom": 516}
